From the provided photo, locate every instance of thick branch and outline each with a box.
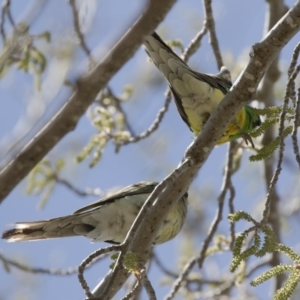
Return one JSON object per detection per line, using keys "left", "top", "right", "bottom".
{"left": 0, "top": 0, "right": 177, "bottom": 204}
{"left": 95, "top": 3, "right": 300, "bottom": 298}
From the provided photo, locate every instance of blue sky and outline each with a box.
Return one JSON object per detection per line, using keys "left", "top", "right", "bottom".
{"left": 1, "top": 0, "right": 300, "bottom": 299}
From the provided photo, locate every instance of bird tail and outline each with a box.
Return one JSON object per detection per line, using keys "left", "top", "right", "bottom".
{"left": 143, "top": 32, "right": 189, "bottom": 81}
{"left": 2, "top": 216, "right": 95, "bottom": 242}
{"left": 2, "top": 222, "right": 50, "bottom": 242}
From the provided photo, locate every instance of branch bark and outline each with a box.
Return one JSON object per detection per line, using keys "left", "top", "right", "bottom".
{"left": 0, "top": 0, "right": 177, "bottom": 204}
{"left": 93, "top": 3, "right": 300, "bottom": 299}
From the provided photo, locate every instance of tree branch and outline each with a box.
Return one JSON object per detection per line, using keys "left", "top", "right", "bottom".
{"left": 0, "top": 251, "right": 108, "bottom": 276}
{"left": 203, "top": 0, "right": 223, "bottom": 69}
{"left": 0, "top": 0, "right": 177, "bottom": 204}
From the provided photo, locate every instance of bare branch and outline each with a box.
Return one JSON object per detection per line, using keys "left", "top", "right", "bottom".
{"left": 197, "top": 141, "right": 236, "bottom": 268}
{"left": 0, "top": 251, "right": 108, "bottom": 275}
{"left": 182, "top": 22, "right": 208, "bottom": 61}
{"left": 68, "top": 0, "right": 96, "bottom": 71}
{"left": 56, "top": 177, "right": 103, "bottom": 197}
{"left": 152, "top": 252, "right": 178, "bottom": 278}
{"left": 292, "top": 86, "right": 300, "bottom": 167}
{"left": 262, "top": 65, "right": 300, "bottom": 223}
{"left": 287, "top": 42, "right": 300, "bottom": 104}
{"left": 68, "top": 0, "right": 92, "bottom": 59}
{"left": 0, "top": 0, "right": 15, "bottom": 43}
{"left": 227, "top": 142, "right": 237, "bottom": 250}
{"left": 0, "top": 0, "right": 9, "bottom": 42}
{"left": 78, "top": 245, "right": 121, "bottom": 299}
{"left": 139, "top": 269, "right": 157, "bottom": 300}
{"left": 0, "top": 0, "right": 178, "bottom": 204}
{"left": 122, "top": 281, "right": 142, "bottom": 300}
{"left": 164, "top": 257, "right": 197, "bottom": 300}
{"left": 246, "top": 256, "right": 272, "bottom": 278}
{"left": 4, "top": 0, "right": 14, "bottom": 27}
{"left": 154, "top": 250, "right": 225, "bottom": 296}
{"left": 196, "top": 258, "right": 271, "bottom": 299}
{"left": 0, "top": 252, "right": 77, "bottom": 275}
{"left": 105, "top": 86, "right": 136, "bottom": 136}
{"left": 123, "top": 91, "right": 172, "bottom": 144}
{"left": 202, "top": 0, "right": 223, "bottom": 69}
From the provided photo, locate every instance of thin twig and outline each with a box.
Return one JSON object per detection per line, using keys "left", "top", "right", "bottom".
{"left": 196, "top": 258, "right": 271, "bottom": 300}
{"left": 69, "top": 0, "right": 93, "bottom": 62}
{"left": 287, "top": 42, "right": 300, "bottom": 105}
{"left": 0, "top": 0, "right": 7, "bottom": 43}
{"left": 98, "top": 246, "right": 128, "bottom": 298}
{"left": 0, "top": 252, "right": 78, "bottom": 275}
{"left": 5, "top": 0, "right": 14, "bottom": 27}
{"left": 262, "top": 65, "right": 300, "bottom": 223}
{"left": 123, "top": 91, "right": 172, "bottom": 144}
{"left": 227, "top": 142, "right": 237, "bottom": 250}
{"left": 228, "top": 184, "right": 236, "bottom": 250}
{"left": 288, "top": 43, "right": 300, "bottom": 79}
{"left": 139, "top": 269, "right": 157, "bottom": 300}
{"left": 246, "top": 257, "right": 272, "bottom": 278}
{"left": 122, "top": 281, "right": 142, "bottom": 300}
{"left": 152, "top": 252, "right": 178, "bottom": 278}
{"left": 0, "top": 0, "right": 17, "bottom": 47}
{"left": 0, "top": 251, "right": 107, "bottom": 275}
{"left": 106, "top": 86, "right": 135, "bottom": 136}
{"left": 182, "top": 21, "right": 208, "bottom": 61}
{"left": 203, "top": 0, "right": 223, "bottom": 69}
{"left": 291, "top": 84, "right": 300, "bottom": 168}
{"left": 78, "top": 245, "right": 120, "bottom": 299}
{"left": 197, "top": 142, "right": 235, "bottom": 267}
{"left": 56, "top": 177, "right": 102, "bottom": 197}
{"left": 164, "top": 257, "right": 197, "bottom": 300}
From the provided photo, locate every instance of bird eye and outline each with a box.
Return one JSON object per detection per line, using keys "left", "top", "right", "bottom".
{"left": 254, "top": 117, "right": 262, "bottom": 127}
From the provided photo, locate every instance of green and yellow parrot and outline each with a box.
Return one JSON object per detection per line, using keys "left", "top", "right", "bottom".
{"left": 2, "top": 182, "right": 188, "bottom": 245}
{"left": 143, "top": 32, "right": 261, "bottom": 144}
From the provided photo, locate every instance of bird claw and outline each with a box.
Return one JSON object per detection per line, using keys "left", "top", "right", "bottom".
{"left": 242, "top": 133, "right": 255, "bottom": 148}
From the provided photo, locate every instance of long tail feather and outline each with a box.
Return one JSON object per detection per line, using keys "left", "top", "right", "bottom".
{"left": 2, "top": 217, "right": 95, "bottom": 242}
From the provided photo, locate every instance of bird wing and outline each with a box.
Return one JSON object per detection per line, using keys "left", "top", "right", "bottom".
{"left": 73, "top": 181, "right": 157, "bottom": 214}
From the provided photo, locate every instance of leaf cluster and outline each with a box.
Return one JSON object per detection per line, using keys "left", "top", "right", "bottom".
{"left": 0, "top": 23, "right": 50, "bottom": 90}
{"left": 76, "top": 87, "right": 133, "bottom": 167}
{"left": 229, "top": 211, "right": 300, "bottom": 300}
{"left": 26, "top": 158, "right": 65, "bottom": 209}
{"left": 249, "top": 106, "right": 295, "bottom": 161}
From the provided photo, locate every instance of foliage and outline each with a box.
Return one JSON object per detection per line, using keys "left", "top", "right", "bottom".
{"left": 26, "top": 158, "right": 65, "bottom": 209}
{"left": 76, "top": 87, "right": 133, "bottom": 167}
{"left": 229, "top": 211, "right": 300, "bottom": 300}
{"left": 249, "top": 106, "right": 295, "bottom": 161}
{"left": 0, "top": 23, "right": 50, "bottom": 90}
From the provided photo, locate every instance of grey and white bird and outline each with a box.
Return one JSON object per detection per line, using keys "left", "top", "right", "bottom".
{"left": 2, "top": 182, "right": 188, "bottom": 245}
